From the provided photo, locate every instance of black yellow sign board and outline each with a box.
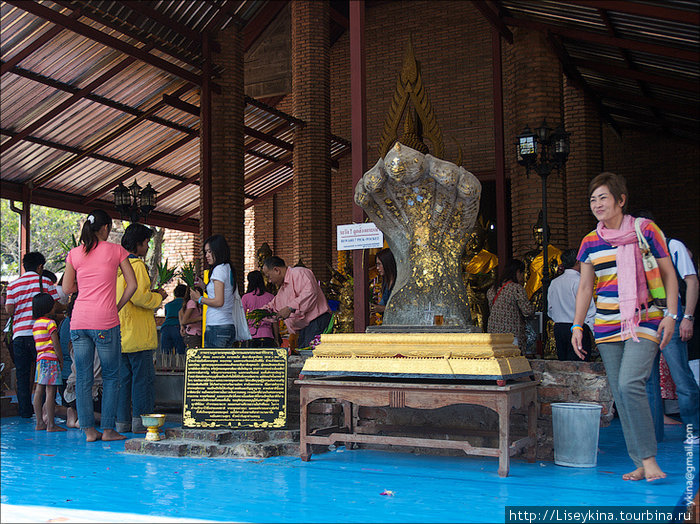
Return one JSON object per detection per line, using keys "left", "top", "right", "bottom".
{"left": 183, "top": 348, "right": 287, "bottom": 429}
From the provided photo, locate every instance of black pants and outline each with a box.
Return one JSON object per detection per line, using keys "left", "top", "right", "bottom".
{"left": 12, "top": 336, "right": 36, "bottom": 417}
{"left": 554, "top": 322, "right": 592, "bottom": 361}
{"left": 298, "top": 312, "right": 332, "bottom": 349}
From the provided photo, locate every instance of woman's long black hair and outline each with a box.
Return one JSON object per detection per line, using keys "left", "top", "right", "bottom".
{"left": 376, "top": 248, "right": 397, "bottom": 296}
{"left": 203, "top": 234, "right": 237, "bottom": 294}
{"left": 79, "top": 209, "right": 112, "bottom": 254}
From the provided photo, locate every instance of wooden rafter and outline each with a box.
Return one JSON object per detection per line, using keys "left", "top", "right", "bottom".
{"left": 5, "top": 0, "right": 216, "bottom": 90}
{"left": 574, "top": 59, "right": 699, "bottom": 93}
{"left": 503, "top": 15, "right": 698, "bottom": 62}
{"left": 567, "top": 0, "right": 700, "bottom": 25}
{"left": 0, "top": 128, "right": 189, "bottom": 182}
{"left": 2, "top": 62, "right": 197, "bottom": 136}
{"left": 473, "top": 1, "right": 513, "bottom": 44}
{"left": 1, "top": 53, "right": 142, "bottom": 154}
{"left": 243, "top": 0, "right": 286, "bottom": 52}
{"left": 82, "top": 135, "right": 198, "bottom": 204}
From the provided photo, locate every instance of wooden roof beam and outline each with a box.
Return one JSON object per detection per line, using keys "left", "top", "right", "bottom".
{"left": 503, "top": 15, "right": 698, "bottom": 62}
{"left": 244, "top": 180, "right": 292, "bottom": 210}
{"left": 600, "top": 88, "right": 700, "bottom": 117}
{"left": 2, "top": 62, "right": 198, "bottom": 136}
{"left": 1, "top": 53, "right": 141, "bottom": 154}
{"left": 472, "top": 1, "right": 513, "bottom": 44}
{"left": 0, "top": 9, "right": 81, "bottom": 75}
{"left": 1, "top": 180, "right": 198, "bottom": 233}
{"left": 574, "top": 58, "right": 699, "bottom": 93}
{"left": 245, "top": 95, "right": 305, "bottom": 127}
{"left": 568, "top": 0, "right": 700, "bottom": 25}
{"left": 157, "top": 174, "right": 201, "bottom": 203}
{"left": 243, "top": 0, "right": 286, "bottom": 52}
{"left": 82, "top": 134, "right": 198, "bottom": 204}
{"left": 0, "top": 128, "right": 191, "bottom": 182}
{"left": 5, "top": 0, "right": 218, "bottom": 91}
{"left": 32, "top": 85, "right": 189, "bottom": 187}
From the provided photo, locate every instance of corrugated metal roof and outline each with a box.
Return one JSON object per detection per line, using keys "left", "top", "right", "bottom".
{"left": 498, "top": 0, "right": 699, "bottom": 140}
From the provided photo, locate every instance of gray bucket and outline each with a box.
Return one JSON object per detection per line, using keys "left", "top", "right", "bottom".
{"left": 552, "top": 402, "right": 602, "bottom": 467}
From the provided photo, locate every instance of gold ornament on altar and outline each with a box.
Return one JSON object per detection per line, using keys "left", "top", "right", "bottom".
{"left": 141, "top": 413, "right": 166, "bottom": 441}
{"left": 523, "top": 211, "right": 562, "bottom": 312}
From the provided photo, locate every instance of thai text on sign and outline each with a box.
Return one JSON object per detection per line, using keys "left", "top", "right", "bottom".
{"left": 337, "top": 223, "right": 383, "bottom": 250}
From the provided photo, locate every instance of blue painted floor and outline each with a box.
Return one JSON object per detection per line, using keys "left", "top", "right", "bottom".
{"left": 1, "top": 416, "right": 697, "bottom": 523}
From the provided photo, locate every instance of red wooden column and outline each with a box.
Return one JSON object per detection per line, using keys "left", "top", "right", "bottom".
{"left": 350, "top": 0, "right": 369, "bottom": 333}
{"left": 492, "top": 28, "right": 508, "bottom": 267}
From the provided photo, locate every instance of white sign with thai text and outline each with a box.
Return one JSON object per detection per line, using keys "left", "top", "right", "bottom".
{"left": 336, "top": 223, "right": 383, "bottom": 250}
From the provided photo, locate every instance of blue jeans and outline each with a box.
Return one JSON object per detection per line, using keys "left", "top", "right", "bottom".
{"left": 160, "top": 324, "right": 186, "bottom": 354}
{"left": 12, "top": 336, "right": 36, "bottom": 418}
{"left": 203, "top": 324, "right": 236, "bottom": 348}
{"left": 71, "top": 326, "right": 121, "bottom": 431}
{"left": 646, "top": 352, "right": 665, "bottom": 442}
{"left": 646, "top": 307, "right": 700, "bottom": 439}
{"left": 599, "top": 337, "right": 658, "bottom": 467}
{"left": 117, "top": 350, "right": 155, "bottom": 425}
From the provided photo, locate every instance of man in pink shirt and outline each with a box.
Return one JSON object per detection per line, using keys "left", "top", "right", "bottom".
{"left": 262, "top": 256, "right": 331, "bottom": 349}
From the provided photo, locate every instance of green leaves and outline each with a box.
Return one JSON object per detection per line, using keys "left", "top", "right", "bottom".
{"left": 156, "top": 259, "right": 176, "bottom": 286}
{"left": 179, "top": 261, "right": 197, "bottom": 289}
{"left": 245, "top": 308, "right": 275, "bottom": 327}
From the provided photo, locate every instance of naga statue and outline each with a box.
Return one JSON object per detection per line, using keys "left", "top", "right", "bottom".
{"left": 354, "top": 37, "right": 481, "bottom": 329}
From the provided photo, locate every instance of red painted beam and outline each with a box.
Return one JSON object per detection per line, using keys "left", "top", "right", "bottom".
{"left": 492, "top": 28, "right": 508, "bottom": 269}
{"left": 350, "top": 0, "right": 369, "bottom": 333}
{"left": 473, "top": 1, "right": 513, "bottom": 44}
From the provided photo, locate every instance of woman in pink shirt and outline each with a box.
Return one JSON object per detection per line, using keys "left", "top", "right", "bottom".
{"left": 241, "top": 270, "right": 278, "bottom": 348}
{"left": 62, "top": 210, "right": 137, "bottom": 442}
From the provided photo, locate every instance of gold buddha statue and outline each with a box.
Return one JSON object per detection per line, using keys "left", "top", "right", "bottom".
{"left": 461, "top": 216, "right": 498, "bottom": 331}
{"left": 523, "top": 212, "right": 562, "bottom": 313}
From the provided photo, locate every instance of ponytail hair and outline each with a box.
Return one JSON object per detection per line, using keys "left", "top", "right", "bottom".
{"left": 80, "top": 209, "right": 112, "bottom": 254}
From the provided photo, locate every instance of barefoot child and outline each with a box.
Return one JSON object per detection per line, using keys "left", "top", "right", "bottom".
{"left": 32, "top": 293, "right": 66, "bottom": 432}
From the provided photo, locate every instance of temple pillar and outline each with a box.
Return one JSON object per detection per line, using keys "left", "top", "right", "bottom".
{"left": 291, "top": 0, "right": 331, "bottom": 281}
{"left": 504, "top": 28, "right": 566, "bottom": 257}
{"left": 203, "top": 23, "right": 245, "bottom": 286}
{"left": 564, "top": 76, "right": 602, "bottom": 246}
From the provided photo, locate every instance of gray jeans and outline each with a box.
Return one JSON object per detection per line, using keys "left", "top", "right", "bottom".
{"left": 599, "top": 337, "right": 659, "bottom": 467}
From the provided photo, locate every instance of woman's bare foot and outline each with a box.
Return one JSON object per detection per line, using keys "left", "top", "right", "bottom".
{"left": 84, "top": 427, "right": 102, "bottom": 442}
{"left": 66, "top": 409, "right": 79, "bottom": 428}
{"left": 35, "top": 422, "right": 47, "bottom": 431}
{"left": 664, "top": 415, "right": 681, "bottom": 425}
{"left": 101, "top": 429, "right": 126, "bottom": 441}
{"left": 47, "top": 424, "right": 67, "bottom": 432}
{"left": 622, "top": 467, "right": 645, "bottom": 481}
{"left": 642, "top": 457, "right": 666, "bottom": 481}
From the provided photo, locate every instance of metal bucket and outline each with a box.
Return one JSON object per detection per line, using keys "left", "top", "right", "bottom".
{"left": 552, "top": 402, "right": 602, "bottom": 467}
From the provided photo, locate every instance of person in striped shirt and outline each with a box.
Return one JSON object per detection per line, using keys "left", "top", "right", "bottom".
{"left": 5, "top": 252, "right": 60, "bottom": 419}
{"left": 572, "top": 172, "right": 678, "bottom": 482}
{"left": 31, "top": 292, "right": 65, "bottom": 432}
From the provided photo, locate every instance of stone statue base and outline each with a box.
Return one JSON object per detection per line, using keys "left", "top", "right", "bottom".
{"left": 300, "top": 333, "right": 533, "bottom": 381}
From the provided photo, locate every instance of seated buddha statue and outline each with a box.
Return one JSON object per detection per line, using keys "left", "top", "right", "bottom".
{"left": 523, "top": 212, "right": 562, "bottom": 313}
{"left": 461, "top": 217, "right": 498, "bottom": 331}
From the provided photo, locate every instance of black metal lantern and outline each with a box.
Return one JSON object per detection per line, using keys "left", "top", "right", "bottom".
{"left": 113, "top": 179, "right": 158, "bottom": 222}
{"left": 516, "top": 126, "right": 538, "bottom": 168}
{"left": 515, "top": 120, "right": 571, "bottom": 340}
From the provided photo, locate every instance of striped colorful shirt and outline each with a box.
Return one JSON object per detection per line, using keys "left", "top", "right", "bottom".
{"left": 33, "top": 317, "right": 59, "bottom": 362}
{"left": 6, "top": 272, "right": 60, "bottom": 339}
{"left": 577, "top": 220, "right": 669, "bottom": 344}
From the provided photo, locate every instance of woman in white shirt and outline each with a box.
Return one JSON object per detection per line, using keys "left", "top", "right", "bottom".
{"left": 190, "top": 235, "right": 237, "bottom": 348}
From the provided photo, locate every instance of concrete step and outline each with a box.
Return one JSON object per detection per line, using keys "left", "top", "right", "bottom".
{"left": 0, "top": 396, "right": 18, "bottom": 418}
{"left": 124, "top": 427, "right": 307, "bottom": 458}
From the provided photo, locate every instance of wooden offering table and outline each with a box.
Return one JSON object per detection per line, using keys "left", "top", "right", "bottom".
{"left": 296, "top": 378, "right": 538, "bottom": 477}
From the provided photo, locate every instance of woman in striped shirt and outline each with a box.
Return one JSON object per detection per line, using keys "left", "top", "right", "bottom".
{"left": 571, "top": 172, "right": 678, "bottom": 482}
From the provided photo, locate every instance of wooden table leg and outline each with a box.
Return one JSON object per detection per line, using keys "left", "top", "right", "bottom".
{"left": 497, "top": 395, "right": 510, "bottom": 477}
{"left": 299, "top": 387, "right": 311, "bottom": 461}
{"left": 526, "top": 390, "right": 537, "bottom": 463}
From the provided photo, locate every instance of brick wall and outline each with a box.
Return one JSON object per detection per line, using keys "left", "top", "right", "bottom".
{"left": 602, "top": 127, "right": 700, "bottom": 258}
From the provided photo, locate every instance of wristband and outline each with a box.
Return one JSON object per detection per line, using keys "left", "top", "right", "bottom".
{"left": 570, "top": 324, "right": 584, "bottom": 333}
{"left": 198, "top": 296, "right": 203, "bottom": 305}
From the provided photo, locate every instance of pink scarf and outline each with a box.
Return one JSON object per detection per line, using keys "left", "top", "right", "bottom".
{"left": 596, "top": 215, "right": 650, "bottom": 341}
